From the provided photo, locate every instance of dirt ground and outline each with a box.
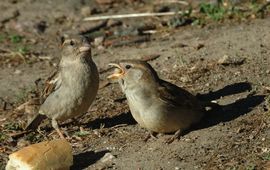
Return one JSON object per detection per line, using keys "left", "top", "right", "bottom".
{"left": 0, "top": 0, "right": 270, "bottom": 169}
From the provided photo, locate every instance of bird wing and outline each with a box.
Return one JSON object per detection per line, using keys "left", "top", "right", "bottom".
{"left": 41, "top": 68, "right": 62, "bottom": 101}
{"left": 157, "top": 80, "right": 201, "bottom": 109}
{"left": 24, "top": 68, "right": 62, "bottom": 130}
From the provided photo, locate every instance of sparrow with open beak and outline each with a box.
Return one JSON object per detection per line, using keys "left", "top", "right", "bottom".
{"left": 108, "top": 60, "right": 204, "bottom": 143}
{"left": 25, "top": 35, "right": 99, "bottom": 138}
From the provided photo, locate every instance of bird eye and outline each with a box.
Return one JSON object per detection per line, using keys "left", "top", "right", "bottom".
{"left": 125, "top": 65, "right": 132, "bottom": 69}
{"left": 70, "top": 40, "right": 75, "bottom": 46}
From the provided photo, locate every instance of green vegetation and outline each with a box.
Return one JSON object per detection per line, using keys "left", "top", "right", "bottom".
{"left": 0, "top": 33, "right": 30, "bottom": 55}
{"left": 171, "top": 0, "right": 270, "bottom": 26}
{"left": 262, "top": 152, "right": 270, "bottom": 160}
{"left": 3, "top": 122, "right": 22, "bottom": 131}
{"left": 74, "top": 130, "right": 90, "bottom": 137}
{"left": 0, "top": 33, "right": 24, "bottom": 44}
{"left": 168, "top": 7, "right": 193, "bottom": 28}
{"left": 9, "top": 34, "right": 23, "bottom": 44}
{"left": 246, "top": 164, "right": 256, "bottom": 170}
{"left": 0, "top": 132, "right": 8, "bottom": 142}
{"left": 25, "top": 132, "right": 44, "bottom": 143}
{"left": 14, "top": 88, "right": 29, "bottom": 103}
{"left": 199, "top": 1, "right": 226, "bottom": 21}
{"left": 17, "top": 46, "right": 29, "bottom": 55}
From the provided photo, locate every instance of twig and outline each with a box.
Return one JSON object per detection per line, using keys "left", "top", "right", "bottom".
{"left": 15, "top": 101, "right": 30, "bottom": 112}
{"left": 263, "top": 86, "right": 270, "bottom": 92}
{"left": 142, "top": 30, "right": 157, "bottom": 34}
{"left": 0, "top": 97, "right": 7, "bottom": 111}
{"left": 155, "top": 0, "right": 189, "bottom": 6}
{"left": 38, "top": 56, "right": 53, "bottom": 60}
{"left": 0, "top": 10, "right": 20, "bottom": 24}
{"left": 84, "top": 11, "right": 184, "bottom": 21}
{"left": 9, "top": 130, "right": 31, "bottom": 138}
{"left": 0, "top": 50, "right": 27, "bottom": 63}
{"left": 141, "top": 54, "right": 160, "bottom": 62}
{"left": 104, "top": 36, "right": 150, "bottom": 47}
{"left": 111, "top": 124, "right": 128, "bottom": 129}
{"left": 0, "top": 47, "right": 13, "bottom": 53}
{"left": 13, "top": 52, "right": 27, "bottom": 63}
{"left": 79, "top": 20, "right": 108, "bottom": 35}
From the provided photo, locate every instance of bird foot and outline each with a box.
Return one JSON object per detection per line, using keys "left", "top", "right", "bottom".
{"left": 164, "top": 130, "right": 182, "bottom": 144}
{"left": 143, "top": 131, "right": 158, "bottom": 142}
{"left": 52, "top": 119, "right": 71, "bottom": 139}
{"left": 56, "top": 128, "right": 65, "bottom": 139}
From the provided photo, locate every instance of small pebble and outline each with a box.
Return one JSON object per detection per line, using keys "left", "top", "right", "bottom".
{"left": 94, "top": 36, "right": 104, "bottom": 47}
{"left": 17, "top": 138, "right": 30, "bottom": 148}
{"left": 100, "top": 153, "right": 116, "bottom": 163}
{"left": 107, "top": 19, "right": 122, "bottom": 27}
{"left": 14, "top": 69, "right": 22, "bottom": 74}
{"left": 81, "top": 6, "right": 92, "bottom": 17}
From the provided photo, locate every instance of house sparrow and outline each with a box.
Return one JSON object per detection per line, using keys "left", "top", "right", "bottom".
{"left": 107, "top": 60, "right": 204, "bottom": 143}
{"left": 25, "top": 35, "right": 99, "bottom": 138}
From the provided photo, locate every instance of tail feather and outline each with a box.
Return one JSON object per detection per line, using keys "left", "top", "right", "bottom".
{"left": 25, "top": 114, "right": 47, "bottom": 130}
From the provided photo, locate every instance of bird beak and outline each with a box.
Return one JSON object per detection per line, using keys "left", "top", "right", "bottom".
{"left": 61, "top": 40, "right": 67, "bottom": 48}
{"left": 79, "top": 45, "right": 91, "bottom": 53}
{"left": 107, "top": 63, "right": 125, "bottom": 80}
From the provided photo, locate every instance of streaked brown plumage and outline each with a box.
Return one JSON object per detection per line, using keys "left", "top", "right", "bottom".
{"left": 108, "top": 60, "right": 204, "bottom": 143}
{"left": 25, "top": 36, "right": 99, "bottom": 138}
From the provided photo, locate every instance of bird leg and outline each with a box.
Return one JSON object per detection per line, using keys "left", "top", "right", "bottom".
{"left": 150, "top": 131, "right": 158, "bottom": 139}
{"left": 165, "top": 129, "right": 182, "bottom": 144}
{"left": 144, "top": 131, "right": 158, "bottom": 142}
{"left": 52, "top": 119, "right": 65, "bottom": 139}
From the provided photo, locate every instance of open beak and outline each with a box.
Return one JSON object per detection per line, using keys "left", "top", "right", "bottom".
{"left": 107, "top": 63, "right": 125, "bottom": 80}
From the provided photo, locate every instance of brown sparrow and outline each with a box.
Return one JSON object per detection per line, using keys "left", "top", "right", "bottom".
{"left": 25, "top": 36, "right": 99, "bottom": 138}
{"left": 108, "top": 60, "right": 204, "bottom": 143}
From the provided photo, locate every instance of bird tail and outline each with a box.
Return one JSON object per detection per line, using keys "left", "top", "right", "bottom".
{"left": 25, "top": 114, "right": 47, "bottom": 130}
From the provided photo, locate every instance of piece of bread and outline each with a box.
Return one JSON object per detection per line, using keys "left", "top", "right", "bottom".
{"left": 6, "top": 139, "right": 73, "bottom": 170}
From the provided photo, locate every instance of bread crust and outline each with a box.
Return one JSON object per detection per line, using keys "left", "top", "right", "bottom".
{"left": 6, "top": 139, "right": 73, "bottom": 170}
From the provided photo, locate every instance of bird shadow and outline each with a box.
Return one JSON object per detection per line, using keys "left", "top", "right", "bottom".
{"left": 84, "top": 82, "right": 265, "bottom": 138}
{"left": 196, "top": 82, "right": 252, "bottom": 101}
{"left": 85, "top": 112, "right": 137, "bottom": 129}
{"left": 191, "top": 82, "right": 265, "bottom": 131}
{"left": 71, "top": 150, "right": 109, "bottom": 170}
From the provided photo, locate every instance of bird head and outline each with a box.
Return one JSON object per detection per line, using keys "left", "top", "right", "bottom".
{"left": 61, "top": 35, "right": 91, "bottom": 61}
{"left": 107, "top": 60, "right": 160, "bottom": 90}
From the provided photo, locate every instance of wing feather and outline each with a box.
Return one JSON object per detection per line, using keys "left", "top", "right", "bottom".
{"left": 41, "top": 69, "right": 62, "bottom": 101}
{"left": 157, "top": 80, "right": 201, "bottom": 109}
{"left": 24, "top": 68, "right": 62, "bottom": 130}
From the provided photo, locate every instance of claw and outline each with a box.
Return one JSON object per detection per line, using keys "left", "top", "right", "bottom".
{"left": 164, "top": 129, "right": 182, "bottom": 144}
{"left": 143, "top": 131, "right": 158, "bottom": 142}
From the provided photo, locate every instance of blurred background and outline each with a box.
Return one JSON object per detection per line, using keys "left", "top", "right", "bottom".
{"left": 0, "top": 0, "right": 270, "bottom": 169}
